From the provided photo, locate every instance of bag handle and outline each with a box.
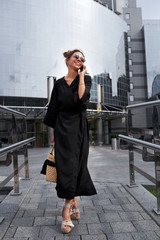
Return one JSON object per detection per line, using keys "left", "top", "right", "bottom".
{"left": 50, "top": 144, "right": 54, "bottom": 155}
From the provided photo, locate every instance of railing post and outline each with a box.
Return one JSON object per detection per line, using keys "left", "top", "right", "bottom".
{"left": 128, "top": 145, "right": 137, "bottom": 187}
{"left": 10, "top": 151, "right": 22, "bottom": 195}
{"left": 23, "top": 145, "right": 30, "bottom": 180}
{"left": 153, "top": 153, "right": 160, "bottom": 214}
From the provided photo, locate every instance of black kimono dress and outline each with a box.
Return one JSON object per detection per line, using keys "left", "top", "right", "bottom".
{"left": 43, "top": 74, "right": 97, "bottom": 199}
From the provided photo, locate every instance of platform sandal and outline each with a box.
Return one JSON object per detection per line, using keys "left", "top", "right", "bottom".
{"left": 70, "top": 198, "right": 80, "bottom": 220}
{"left": 61, "top": 203, "right": 74, "bottom": 234}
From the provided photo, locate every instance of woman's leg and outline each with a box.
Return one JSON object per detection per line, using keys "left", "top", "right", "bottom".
{"left": 62, "top": 199, "right": 74, "bottom": 232}
{"left": 70, "top": 197, "right": 80, "bottom": 220}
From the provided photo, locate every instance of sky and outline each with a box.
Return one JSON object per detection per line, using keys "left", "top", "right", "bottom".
{"left": 137, "top": 0, "right": 160, "bottom": 20}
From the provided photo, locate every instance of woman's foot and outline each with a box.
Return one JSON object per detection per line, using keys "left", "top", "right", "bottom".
{"left": 61, "top": 202, "right": 74, "bottom": 234}
{"left": 70, "top": 197, "right": 80, "bottom": 220}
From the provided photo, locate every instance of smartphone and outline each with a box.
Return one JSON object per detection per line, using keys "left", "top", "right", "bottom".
{"left": 79, "top": 66, "right": 83, "bottom": 72}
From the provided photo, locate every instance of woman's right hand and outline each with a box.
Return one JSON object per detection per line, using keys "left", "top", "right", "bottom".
{"left": 52, "top": 129, "right": 55, "bottom": 144}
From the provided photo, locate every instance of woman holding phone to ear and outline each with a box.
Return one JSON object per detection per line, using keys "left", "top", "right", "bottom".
{"left": 43, "top": 49, "right": 97, "bottom": 234}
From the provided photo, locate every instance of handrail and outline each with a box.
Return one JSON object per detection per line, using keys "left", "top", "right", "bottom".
{"left": 127, "top": 100, "right": 160, "bottom": 110}
{"left": 0, "top": 137, "right": 35, "bottom": 194}
{"left": 0, "top": 105, "right": 26, "bottom": 117}
{"left": 119, "top": 134, "right": 160, "bottom": 152}
{"left": 119, "top": 134, "right": 160, "bottom": 215}
{"left": 0, "top": 137, "right": 35, "bottom": 157}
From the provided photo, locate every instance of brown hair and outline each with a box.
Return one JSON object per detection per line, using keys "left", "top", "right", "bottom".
{"left": 63, "top": 49, "right": 85, "bottom": 66}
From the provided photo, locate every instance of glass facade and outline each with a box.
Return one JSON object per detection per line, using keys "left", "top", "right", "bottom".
{"left": 144, "top": 20, "right": 160, "bottom": 98}
{"left": 0, "top": 0, "right": 127, "bottom": 107}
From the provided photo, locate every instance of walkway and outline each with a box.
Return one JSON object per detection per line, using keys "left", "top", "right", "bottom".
{"left": 0, "top": 146, "right": 160, "bottom": 239}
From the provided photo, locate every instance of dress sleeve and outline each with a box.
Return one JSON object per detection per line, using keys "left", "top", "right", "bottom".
{"left": 43, "top": 81, "right": 58, "bottom": 128}
{"left": 78, "top": 75, "right": 92, "bottom": 105}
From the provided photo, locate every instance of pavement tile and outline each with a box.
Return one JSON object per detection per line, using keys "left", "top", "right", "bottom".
{"left": 23, "top": 197, "right": 31, "bottom": 203}
{"left": 38, "top": 201, "right": 57, "bottom": 209}
{"left": 155, "top": 231, "right": 160, "bottom": 237}
{"left": 3, "top": 226, "right": 17, "bottom": 238}
{"left": 55, "top": 236, "right": 81, "bottom": 240}
{"left": 93, "top": 199, "right": 111, "bottom": 206}
{"left": 14, "top": 226, "right": 40, "bottom": 238}
{"left": 20, "top": 203, "right": 39, "bottom": 210}
{"left": 78, "top": 213, "right": 100, "bottom": 224}
{"left": 10, "top": 217, "right": 34, "bottom": 227}
{"left": 107, "top": 233, "right": 134, "bottom": 240}
{"left": 47, "top": 197, "right": 61, "bottom": 203}
{"left": 87, "top": 223, "right": 112, "bottom": 234}
{"left": 29, "top": 197, "right": 47, "bottom": 203}
{"left": 83, "top": 206, "right": 103, "bottom": 214}
{"left": 23, "top": 209, "right": 44, "bottom": 217}
{"left": 119, "top": 212, "right": 144, "bottom": 221}
{"left": 140, "top": 212, "right": 151, "bottom": 220}
{"left": 98, "top": 212, "right": 121, "bottom": 222}
{"left": 0, "top": 203, "right": 18, "bottom": 213}
{"left": 0, "top": 225, "right": 8, "bottom": 239}
{"left": 81, "top": 234, "right": 107, "bottom": 240}
{"left": 132, "top": 220, "right": 160, "bottom": 231}
{"left": 97, "top": 193, "right": 114, "bottom": 199}
{"left": 34, "top": 216, "right": 56, "bottom": 226}
{"left": 110, "top": 197, "right": 130, "bottom": 205}
{"left": 103, "top": 204, "right": 123, "bottom": 212}
{"left": 14, "top": 210, "right": 25, "bottom": 218}
{"left": 56, "top": 216, "right": 78, "bottom": 226}
{"left": 127, "top": 197, "right": 137, "bottom": 204}
{"left": 39, "top": 225, "right": 63, "bottom": 238}
{"left": 131, "top": 231, "right": 160, "bottom": 240}
{"left": 95, "top": 189, "right": 106, "bottom": 194}
{"left": 65, "top": 224, "right": 88, "bottom": 236}
{"left": 3, "top": 238, "right": 28, "bottom": 240}
{"left": 81, "top": 195, "right": 98, "bottom": 200}
{"left": 0, "top": 213, "right": 15, "bottom": 223}
{"left": 44, "top": 208, "right": 62, "bottom": 217}
{"left": 74, "top": 200, "right": 94, "bottom": 207}
{"left": 110, "top": 221, "right": 136, "bottom": 233}
{"left": 121, "top": 204, "right": 143, "bottom": 212}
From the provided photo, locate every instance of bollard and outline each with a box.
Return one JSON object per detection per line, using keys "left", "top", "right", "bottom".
{"left": 10, "top": 151, "right": 22, "bottom": 195}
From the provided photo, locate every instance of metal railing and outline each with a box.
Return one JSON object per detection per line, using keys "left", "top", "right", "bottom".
{"left": 0, "top": 137, "right": 35, "bottom": 195}
{"left": 0, "top": 105, "right": 26, "bottom": 117}
{"left": 119, "top": 99, "right": 160, "bottom": 214}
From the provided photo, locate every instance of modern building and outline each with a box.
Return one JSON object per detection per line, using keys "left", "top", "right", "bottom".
{"left": 1, "top": 0, "right": 155, "bottom": 146}
{"left": 143, "top": 20, "right": 160, "bottom": 128}
{"left": 143, "top": 20, "right": 160, "bottom": 99}
{"left": 122, "top": 0, "right": 148, "bottom": 130}
{"left": 0, "top": 0, "right": 129, "bottom": 146}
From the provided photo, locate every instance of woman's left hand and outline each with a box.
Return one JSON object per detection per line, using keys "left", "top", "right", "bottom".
{"left": 79, "top": 64, "right": 87, "bottom": 75}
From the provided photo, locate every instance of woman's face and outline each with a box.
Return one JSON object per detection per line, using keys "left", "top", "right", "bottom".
{"left": 66, "top": 51, "right": 85, "bottom": 71}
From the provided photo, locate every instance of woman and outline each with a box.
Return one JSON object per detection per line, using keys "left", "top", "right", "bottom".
{"left": 43, "top": 49, "right": 97, "bottom": 233}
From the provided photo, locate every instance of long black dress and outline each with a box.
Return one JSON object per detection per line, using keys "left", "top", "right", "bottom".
{"left": 43, "top": 74, "right": 97, "bottom": 199}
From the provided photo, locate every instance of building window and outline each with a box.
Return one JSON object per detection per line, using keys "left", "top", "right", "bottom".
{"left": 125, "top": 13, "right": 130, "bottom": 19}
{"left": 127, "top": 36, "right": 131, "bottom": 42}
{"left": 128, "top": 48, "right": 131, "bottom": 54}
{"left": 129, "top": 71, "right": 133, "bottom": 77}
{"left": 130, "top": 83, "right": 133, "bottom": 90}
{"left": 127, "top": 24, "right": 131, "bottom": 31}
{"left": 129, "top": 59, "right": 132, "bottom": 65}
{"left": 130, "top": 95, "right": 134, "bottom": 101}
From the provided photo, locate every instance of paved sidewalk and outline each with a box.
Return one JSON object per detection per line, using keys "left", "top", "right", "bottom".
{"left": 2, "top": 180, "right": 160, "bottom": 240}
{"left": 0, "top": 146, "right": 160, "bottom": 239}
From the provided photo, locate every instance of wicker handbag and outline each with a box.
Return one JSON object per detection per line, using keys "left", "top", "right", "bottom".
{"left": 46, "top": 146, "right": 57, "bottom": 183}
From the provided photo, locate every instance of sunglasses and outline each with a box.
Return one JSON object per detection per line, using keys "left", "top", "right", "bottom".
{"left": 73, "top": 54, "right": 85, "bottom": 63}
